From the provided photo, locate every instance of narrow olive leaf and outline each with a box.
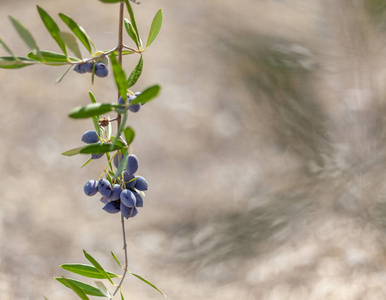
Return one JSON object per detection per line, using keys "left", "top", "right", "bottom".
{"left": 120, "top": 291, "right": 125, "bottom": 300}
{"left": 110, "top": 111, "right": 127, "bottom": 149}
{"left": 130, "top": 84, "right": 160, "bottom": 105}
{"left": 55, "top": 278, "right": 106, "bottom": 297}
{"left": 83, "top": 250, "right": 114, "bottom": 285}
{"left": 109, "top": 54, "right": 127, "bottom": 101}
{"left": 113, "top": 153, "right": 128, "bottom": 179}
{"left": 27, "top": 51, "right": 79, "bottom": 64}
{"left": 61, "top": 276, "right": 89, "bottom": 300}
{"left": 111, "top": 251, "right": 122, "bottom": 269}
{"left": 95, "top": 281, "right": 112, "bottom": 298}
{"left": 0, "top": 38, "right": 15, "bottom": 56}
{"left": 131, "top": 273, "right": 167, "bottom": 297}
{"left": 88, "top": 91, "right": 97, "bottom": 104}
{"left": 0, "top": 56, "right": 36, "bottom": 69}
{"left": 127, "top": 55, "right": 143, "bottom": 88}
{"left": 61, "top": 32, "right": 82, "bottom": 59}
{"left": 146, "top": 9, "right": 162, "bottom": 48}
{"left": 69, "top": 103, "right": 120, "bottom": 119}
{"left": 59, "top": 13, "right": 92, "bottom": 53}
{"left": 99, "top": 0, "right": 124, "bottom": 3}
{"left": 124, "top": 0, "right": 141, "bottom": 47}
{"left": 61, "top": 142, "right": 124, "bottom": 156}
{"left": 37, "top": 6, "right": 67, "bottom": 55}
{"left": 88, "top": 92, "right": 101, "bottom": 135}
{"left": 124, "top": 19, "right": 140, "bottom": 49}
{"left": 61, "top": 264, "right": 120, "bottom": 279}
{"left": 9, "top": 16, "right": 42, "bottom": 59}
{"left": 81, "top": 158, "right": 93, "bottom": 168}
{"left": 56, "top": 65, "right": 72, "bottom": 83}
{"left": 123, "top": 127, "right": 135, "bottom": 145}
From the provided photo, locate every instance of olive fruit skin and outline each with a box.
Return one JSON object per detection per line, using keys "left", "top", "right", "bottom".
{"left": 98, "top": 178, "right": 112, "bottom": 198}
{"left": 134, "top": 176, "right": 148, "bottom": 191}
{"left": 103, "top": 201, "right": 120, "bottom": 214}
{"left": 126, "top": 154, "right": 139, "bottom": 176}
{"left": 95, "top": 63, "right": 108, "bottom": 78}
{"left": 84, "top": 180, "right": 98, "bottom": 196}
{"left": 133, "top": 191, "right": 143, "bottom": 207}
{"left": 74, "top": 62, "right": 93, "bottom": 74}
{"left": 128, "top": 95, "right": 141, "bottom": 113}
{"left": 120, "top": 202, "right": 138, "bottom": 219}
{"left": 109, "top": 184, "right": 122, "bottom": 201}
{"left": 81, "top": 130, "right": 99, "bottom": 144}
{"left": 120, "top": 189, "right": 136, "bottom": 207}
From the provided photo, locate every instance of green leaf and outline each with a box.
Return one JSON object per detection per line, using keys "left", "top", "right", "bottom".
{"left": 37, "top": 6, "right": 67, "bottom": 55}
{"left": 81, "top": 158, "right": 93, "bottom": 168}
{"left": 120, "top": 291, "right": 125, "bottom": 300}
{"left": 146, "top": 9, "right": 162, "bottom": 47}
{"left": 9, "top": 16, "right": 42, "bottom": 59}
{"left": 109, "top": 54, "right": 127, "bottom": 101}
{"left": 131, "top": 273, "right": 167, "bottom": 297}
{"left": 113, "top": 152, "right": 128, "bottom": 180}
{"left": 125, "top": 0, "right": 141, "bottom": 47}
{"left": 0, "top": 38, "right": 15, "bottom": 56}
{"left": 27, "top": 50, "right": 78, "bottom": 64}
{"left": 61, "top": 32, "right": 82, "bottom": 59}
{"left": 61, "top": 276, "right": 89, "bottom": 300}
{"left": 123, "top": 127, "right": 135, "bottom": 145}
{"left": 59, "top": 13, "right": 93, "bottom": 53}
{"left": 56, "top": 65, "right": 72, "bottom": 83}
{"left": 61, "top": 264, "right": 120, "bottom": 279}
{"left": 111, "top": 251, "right": 122, "bottom": 269}
{"left": 127, "top": 55, "right": 143, "bottom": 88}
{"left": 88, "top": 91, "right": 101, "bottom": 135}
{"left": 0, "top": 56, "right": 36, "bottom": 69}
{"left": 83, "top": 250, "right": 114, "bottom": 285}
{"left": 62, "top": 142, "right": 125, "bottom": 156}
{"left": 124, "top": 18, "right": 140, "bottom": 49}
{"left": 110, "top": 111, "right": 127, "bottom": 149}
{"left": 55, "top": 278, "right": 106, "bottom": 297}
{"left": 99, "top": 0, "right": 124, "bottom": 3}
{"left": 69, "top": 103, "right": 120, "bottom": 119}
{"left": 95, "top": 281, "right": 111, "bottom": 298}
{"left": 130, "top": 84, "right": 161, "bottom": 105}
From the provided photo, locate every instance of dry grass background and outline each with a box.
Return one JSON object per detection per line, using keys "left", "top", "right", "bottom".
{"left": 2, "top": 0, "right": 386, "bottom": 299}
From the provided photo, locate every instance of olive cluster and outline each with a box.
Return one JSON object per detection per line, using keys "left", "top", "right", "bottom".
{"left": 74, "top": 61, "right": 108, "bottom": 78}
{"left": 83, "top": 154, "right": 148, "bottom": 219}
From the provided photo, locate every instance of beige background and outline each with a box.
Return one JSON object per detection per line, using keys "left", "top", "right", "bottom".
{"left": 2, "top": 0, "right": 386, "bottom": 299}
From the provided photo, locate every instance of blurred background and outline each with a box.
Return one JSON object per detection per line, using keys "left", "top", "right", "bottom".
{"left": 2, "top": 0, "right": 386, "bottom": 299}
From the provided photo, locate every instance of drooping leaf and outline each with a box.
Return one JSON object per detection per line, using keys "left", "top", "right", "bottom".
{"left": 99, "top": 0, "right": 123, "bottom": 2}
{"left": 123, "top": 127, "right": 135, "bottom": 145}
{"left": 130, "top": 84, "right": 160, "bottom": 105}
{"left": 61, "top": 264, "right": 120, "bottom": 279}
{"left": 56, "top": 65, "right": 72, "bottom": 83}
{"left": 59, "top": 13, "right": 93, "bottom": 53}
{"left": 0, "top": 56, "right": 36, "bottom": 69}
{"left": 125, "top": 0, "right": 141, "bottom": 47}
{"left": 131, "top": 273, "right": 167, "bottom": 297}
{"left": 109, "top": 54, "right": 127, "bottom": 101}
{"left": 113, "top": 152, "right": 128, "bottom": 179}
{"left": 124, "top": 18, "right": 140, "bottom": 49}
{"left": 111, "top": 251, "right": 122, "bottom": 269}
{"left": 146, "top": 9, "right": 162, "bottom": 47}
{"left": 95, "top": 281, "right": 112, "bottom": 298}
{"left": 0, "top": 38, "right": 15, "bottom": 56}
{"left": 69, "top": 103, "right": 120, "bottom": 119}
{"left": 9, "top": 16, "right": 42, "bottom": 59}
{"left": 37, "top": 6, "right": 67, "bottom": 55}
{"left": 88, "top": 91, "right": 101, "bottom": 135}
{"left": 61, "top": 276, "right": 89, "bottom": 300}
{"left": 81, "top": 158, "right": 93, "bottom": 168}
{"left": 127, "top": 55, "right": 143, "bottom": 88}
{"left": 27, "top": 50, "right": 78, "bottom": 64}
{"left": 55, "top": 278, "right": 106, "bottom": 297}
{"left": 83, "top": 250, "right": 114, "bottom": 285}
{"left": 120, "top": 291, "right": 125, "bottom": 300}
{"left": 61, "top": 32, "right": 82, "bottom": 59}
{"left": 62, "top": 142, "right": 125, "bottom": 156}
{"left": 110, "top": 111, "right": 127, "bottom": 149}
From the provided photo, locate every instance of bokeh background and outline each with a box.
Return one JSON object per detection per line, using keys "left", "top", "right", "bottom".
{"left": 2, "top": 0, "right": 386, "bottom": 299}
